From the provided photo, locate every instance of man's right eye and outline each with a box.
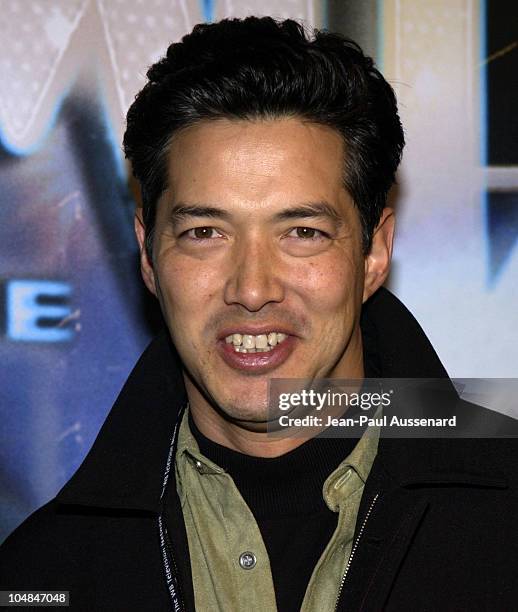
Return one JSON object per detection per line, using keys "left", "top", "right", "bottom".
{"left": 183, "top": 227, "right": 223, "bottom": 240}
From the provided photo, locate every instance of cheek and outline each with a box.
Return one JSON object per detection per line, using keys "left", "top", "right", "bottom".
{"left": 153, "top": 257, "right": 216, "bottom": 357}
{"left": 156, "top": 255, "right": 217, "bottom": 313}
{"left": 290, "top": 257, "right": 361, "bottom": 313}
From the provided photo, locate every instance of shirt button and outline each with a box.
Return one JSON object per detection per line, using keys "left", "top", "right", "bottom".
{"left": 195, "top": 460, "right": 203, "bottom": 472}
{"left": 239, "top": 551, "right": 257, "bottom": 570}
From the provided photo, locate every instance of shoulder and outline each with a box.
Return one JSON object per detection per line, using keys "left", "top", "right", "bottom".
{"left": 456, "top": 400, "right": 518, "bottom": 480}
{"left": 0, "top": 499, "right": 170, "bottom": 610}
{"left": 0, "top": 498, "right": 160, "bottom": 587}
{"left": 0, "top": 499, "right": 78, "bottom": 588}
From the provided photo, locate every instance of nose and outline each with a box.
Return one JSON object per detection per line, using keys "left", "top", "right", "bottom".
{"left": 223, "top": 233, "right": 285, "bottom": 312}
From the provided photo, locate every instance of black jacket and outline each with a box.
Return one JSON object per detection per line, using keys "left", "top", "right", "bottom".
{"left": 1, "top": 288, "right": 517, "bottom": 611}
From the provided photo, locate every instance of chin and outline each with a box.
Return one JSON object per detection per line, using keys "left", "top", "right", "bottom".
{"left": 215, "top": 396, "right": 272, "bottom": 425}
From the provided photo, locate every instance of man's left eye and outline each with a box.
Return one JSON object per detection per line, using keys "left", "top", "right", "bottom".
{"left": 288, "top": 227, "right": 328, "bottom": 240}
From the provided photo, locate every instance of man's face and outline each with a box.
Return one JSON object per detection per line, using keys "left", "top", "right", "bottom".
{"left": 138, "top": 118, "right": 390, "bottom": 428}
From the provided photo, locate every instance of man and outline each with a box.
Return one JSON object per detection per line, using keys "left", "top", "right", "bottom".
{"left": 1, "top": 16, "right": 517, "bottom": 612}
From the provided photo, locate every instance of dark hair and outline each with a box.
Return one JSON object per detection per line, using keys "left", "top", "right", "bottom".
{"left": 123, "top": 16, "right": 404, "bottom": 258}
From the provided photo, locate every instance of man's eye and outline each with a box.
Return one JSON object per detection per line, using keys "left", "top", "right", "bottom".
{"left": 184, "top": 227, "right": 222, "bottom": 240}
{"left": 288, "top": 227, "right": 329, "bottom": 240}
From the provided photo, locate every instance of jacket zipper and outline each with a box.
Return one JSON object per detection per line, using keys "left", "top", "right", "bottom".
{"left": 334, "top": 492, "right": 380, "bottom": 612}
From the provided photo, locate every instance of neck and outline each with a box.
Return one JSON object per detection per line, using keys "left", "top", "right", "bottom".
{"left": 189, "top": 410, "right": 312, "bottom": 457}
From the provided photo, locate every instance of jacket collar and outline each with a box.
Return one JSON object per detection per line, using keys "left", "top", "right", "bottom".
{"left": 56, "top": 329, "right": 187, "bottom": 512}
{"left": 55, "top": 288, "right": 505, "bottom": 513}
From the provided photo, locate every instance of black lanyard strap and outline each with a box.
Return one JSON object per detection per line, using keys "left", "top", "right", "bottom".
{"left": 158, "top": 404, "right": 187, "bottom": 612}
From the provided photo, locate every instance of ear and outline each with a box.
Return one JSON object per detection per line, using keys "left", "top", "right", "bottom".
{"left": 134, "top": 209, "right": 158, "bottom": 297}
{"left": 363, "top": 207, "right": 395, "bottom": 302}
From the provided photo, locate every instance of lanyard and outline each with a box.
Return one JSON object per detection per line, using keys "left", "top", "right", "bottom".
{"left": 158, "top": 404, "right": 186, "bottom": 612}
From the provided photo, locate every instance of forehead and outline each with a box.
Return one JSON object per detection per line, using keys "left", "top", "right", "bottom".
{"left": 164, "top": 118, "right": 348, "bottom": 212}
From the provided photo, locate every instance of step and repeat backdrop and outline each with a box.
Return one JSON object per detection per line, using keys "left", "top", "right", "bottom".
{"left": 1, "top": 0, "right": 516, "bottom": 541}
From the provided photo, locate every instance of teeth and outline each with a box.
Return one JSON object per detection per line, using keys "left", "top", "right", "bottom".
{"left": 255, "top": 334, "right": 268, "bottom": 349}
{"left": 242, "top": 334, "right": 255, "bottom": 349}
{"left": 236, "top": 346, "right": 272, "bottom": 353}
{"left": 224, "top": 332, "right": 289, "bottom": 353}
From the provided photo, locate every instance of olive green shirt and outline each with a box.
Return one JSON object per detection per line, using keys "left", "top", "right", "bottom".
{"left": 175, "top": 411, "right": 379, "bottom": 611}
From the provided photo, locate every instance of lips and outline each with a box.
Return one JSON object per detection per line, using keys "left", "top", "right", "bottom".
{"left": 217, "top": 333, "right": 297, "bottom": 374}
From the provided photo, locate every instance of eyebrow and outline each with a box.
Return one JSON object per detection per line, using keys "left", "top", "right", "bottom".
{"left": 272, "top": 202, "right": 344, "bottom": 228}
{"left": 167, "top": 201, "right": 344, "bottom": 228}
{"left": 168, "top": 204, "right": 232, "bottom": 225}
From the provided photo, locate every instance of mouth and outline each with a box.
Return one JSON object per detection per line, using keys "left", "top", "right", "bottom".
{"left": 216, "top": 329, "right": 297, "bottom": 373}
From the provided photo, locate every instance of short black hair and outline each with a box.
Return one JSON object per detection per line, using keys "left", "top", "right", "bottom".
{"left": 123, "top": 16, "right": 404, "bottom": 259}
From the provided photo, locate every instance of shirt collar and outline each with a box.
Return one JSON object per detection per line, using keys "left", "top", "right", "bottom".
{"left": 176, "top": 407, "right": 225, "bottom": 477}
{"left": 176, "top": 405, "right": 381, "bottom": 515}
{"left": 323, "top": 418, "right": 380, "bottom": 512}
